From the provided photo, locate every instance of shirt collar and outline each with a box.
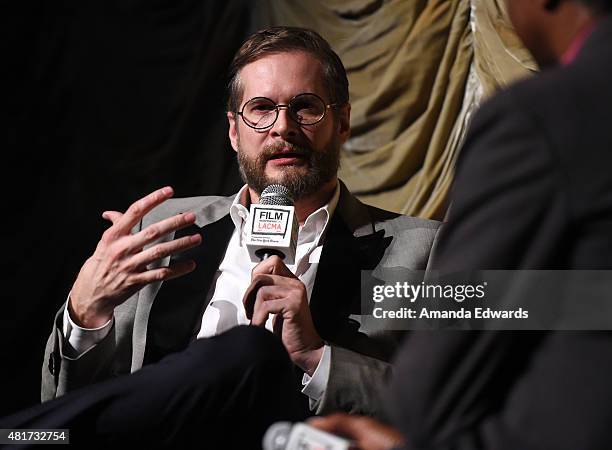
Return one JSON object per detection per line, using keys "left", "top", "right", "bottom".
{"left": 300, "top": 182, "right": 340, "bottom": 247}
{"left": 229, "top": 185, "right": 251, "bottom": 232}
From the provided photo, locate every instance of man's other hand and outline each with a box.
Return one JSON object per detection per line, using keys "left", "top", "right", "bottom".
{"left": 309, "top": 413, "right": 405, "bottom": 450}
{"left": 69, "top": 186, "right": 202, "bottom": 328}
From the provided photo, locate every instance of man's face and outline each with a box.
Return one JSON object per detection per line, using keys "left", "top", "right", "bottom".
{"left": 227, "top": 51, "right": 350, "bottom": 200}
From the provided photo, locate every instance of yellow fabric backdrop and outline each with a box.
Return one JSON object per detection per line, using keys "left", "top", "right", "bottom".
{"left": 255, "top": 0, "right": 536, "bottom": 220}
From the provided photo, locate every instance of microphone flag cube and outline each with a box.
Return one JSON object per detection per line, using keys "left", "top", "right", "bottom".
{"left": 246, "top": 204, "right": 298, "bottom": 264}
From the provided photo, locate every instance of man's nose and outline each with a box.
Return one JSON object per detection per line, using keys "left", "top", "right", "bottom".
{"left": 269, "top": 107, "right": 298, "bottom": 139}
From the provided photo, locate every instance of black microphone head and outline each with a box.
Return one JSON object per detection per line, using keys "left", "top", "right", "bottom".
{"left": 260, "top": 184, "right": 294, "bottom": 206}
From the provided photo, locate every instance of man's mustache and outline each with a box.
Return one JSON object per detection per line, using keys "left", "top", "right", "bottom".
{"left": 260, "top": 142, "right": 312, "bottom": 161}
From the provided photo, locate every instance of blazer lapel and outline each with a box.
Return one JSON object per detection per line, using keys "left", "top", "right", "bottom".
{"left": 142, "top": 214, "right": 234, "bottom": 365}
{"left": 309, "top": 194, "right": 392, "bottom": 360}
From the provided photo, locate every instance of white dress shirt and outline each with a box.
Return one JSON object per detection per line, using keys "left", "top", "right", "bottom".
{"left": 63, "top": 183, "right": 340, "bottom": 407}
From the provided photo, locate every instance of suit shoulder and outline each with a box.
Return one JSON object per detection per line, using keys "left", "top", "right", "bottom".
{"left": 366, "top": 206, "right": 441, "bottom": 268}
{"left": 367, "top": 205, "right": 441, "bottom": 250}
{"left": 475, "top": 61, "right": 593, "bottom": 127}
{"left": 367, "top": 205, "right": 441, "bottom": 230}
{"left": 384, "top": 214, "right": 441, "bottom": 233}
{"left": 474, "top": 66, "right": 565, "bottom": 118}
{"left": 143, "top": 195, "right": 233, "bottom": 225}
{"left": 460, "top": 73, "right": 561, "bottom": 168}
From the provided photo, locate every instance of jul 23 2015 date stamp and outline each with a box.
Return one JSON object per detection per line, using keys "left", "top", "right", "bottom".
{"left": 0, "top": 429, "right": 69, "bottom": 444}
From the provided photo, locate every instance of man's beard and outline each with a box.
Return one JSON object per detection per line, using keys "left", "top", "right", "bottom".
{"left": 236, "top": 137, "right": 340, "bottom": 200}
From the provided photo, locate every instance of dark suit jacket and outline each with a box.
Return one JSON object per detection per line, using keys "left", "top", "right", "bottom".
{"left": 388, "top": 17, "right": 612, "bottom": 450}
{"left": 42, "top": 181, "right": 440, "bottom": 417}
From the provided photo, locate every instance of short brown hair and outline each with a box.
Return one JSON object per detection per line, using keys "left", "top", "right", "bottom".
{"left": 226, "top": 26, "right": 349, "bottom": 113}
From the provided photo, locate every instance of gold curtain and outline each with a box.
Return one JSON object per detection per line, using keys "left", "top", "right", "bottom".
{"left": 254, "top": 0, "right": 536, "bottom": 220}
{"left": 472, "top": 0, "right": 537, "bottom": 98}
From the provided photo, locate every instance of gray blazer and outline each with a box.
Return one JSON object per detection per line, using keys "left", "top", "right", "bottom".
{"left": 42, "top": 182, "right": 441, "bottom": 417}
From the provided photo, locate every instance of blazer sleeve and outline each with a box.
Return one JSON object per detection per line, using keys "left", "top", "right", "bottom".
{"left": 312, "top": 343, "right": 394, "bottom": 418}
{"left": 41, "top": 294, "right": 139, "bottom": 401}
{"left": 41, "top": 220, "right": 145, "bottom": 402}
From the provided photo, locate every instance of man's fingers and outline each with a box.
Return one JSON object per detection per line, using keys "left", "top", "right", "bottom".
{"left": 308, "top": 414, "right": 406, "bottom": 450}
{"left": 308, "top": 413, "right": 352, "bottom": 434}
{"left": 250, "top": 286, "right": 287, "bottom": 326}
{"left": 112, "top": 186, "right": 174, "bottom": 236}
{"left": 252, "top": 255, "right": 296, "bottom": 279}
{"left": 129, "top": 259, "right": 196, "bottom": 286}
{"left": 251, "top": 298, "right": 287, "bottom": 328}
{"left": 102, "top": 211, "right": 123, "bottom": 224}
{"left": 308, "top": 414, "right": 368, "bottom": 441}
{"left": 127, "top": 233, "right": 202, "bottom": 269}
{"left": 243, "top": 274, "right": 274, "bottom": 319}
{"left": 128, "top": 211, "right": 197, "bottom": 251}
{"left": 243, "top": 274, "right": 296, "bottom": 318}
{"left": 272, "top": 313, "right": 284, "bottom": 336}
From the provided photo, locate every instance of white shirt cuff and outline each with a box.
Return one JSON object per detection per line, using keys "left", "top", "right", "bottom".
{"left": 62, "top": 294, "right": 113, "bottom": 358}
{"left": 301, "top": 344, "right": 331, "bottom": 409}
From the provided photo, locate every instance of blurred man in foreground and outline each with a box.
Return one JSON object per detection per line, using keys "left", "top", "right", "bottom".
{"left": 312, "top": 1, "right": 612, "bottom": 449}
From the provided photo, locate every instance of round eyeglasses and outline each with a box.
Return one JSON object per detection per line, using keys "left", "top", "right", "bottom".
{"left": 236, "top": 93, "right": 340, "bottom": 130}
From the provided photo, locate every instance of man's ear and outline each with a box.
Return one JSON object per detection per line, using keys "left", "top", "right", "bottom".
{"left": 336, "top": 103, "right": 351, "bottom": 143}
{"left": 227, "top": 111, "right": 239, "bottom": 152}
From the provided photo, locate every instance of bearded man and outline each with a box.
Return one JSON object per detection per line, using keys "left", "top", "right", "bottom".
{"left": 18, "top": 26, "right": 440, "bottom": 446}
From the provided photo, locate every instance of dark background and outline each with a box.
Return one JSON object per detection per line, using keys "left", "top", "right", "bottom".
{"left": 2, "top": 0, "right": 257, "bottom": 415}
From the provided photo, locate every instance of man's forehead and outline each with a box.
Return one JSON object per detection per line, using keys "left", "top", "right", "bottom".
{"left": 238, "top": 51, "right": 327, "bottom": 101}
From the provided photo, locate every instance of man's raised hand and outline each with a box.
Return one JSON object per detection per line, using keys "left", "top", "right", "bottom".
{"left": 69, "top": 186, "right": 202, "bottom": 328}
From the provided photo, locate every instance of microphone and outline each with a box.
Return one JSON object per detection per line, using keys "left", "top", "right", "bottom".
{"left": 245, "top": 184, "right": 298, "bottom": 265}
{"left": 262, "top": 421, "right": 351, "bottom": 450}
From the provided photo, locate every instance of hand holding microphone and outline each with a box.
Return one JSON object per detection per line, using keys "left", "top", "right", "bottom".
{"left": 243, "top": 184, "right": 324, "bottom": 375}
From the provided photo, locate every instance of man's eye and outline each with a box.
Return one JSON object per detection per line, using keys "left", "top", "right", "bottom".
{"left": 291, "top": 100, "right": 315, "bottom": 111}
{"left": 247, "top": 102, "right": 276, "bottom": 114}
{"left": 253, "top": 104, "right": 274, "bottom": 111}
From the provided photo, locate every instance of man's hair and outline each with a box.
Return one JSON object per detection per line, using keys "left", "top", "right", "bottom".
{"left": 226, "top": 26, "right": 349, "bottom": 113}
